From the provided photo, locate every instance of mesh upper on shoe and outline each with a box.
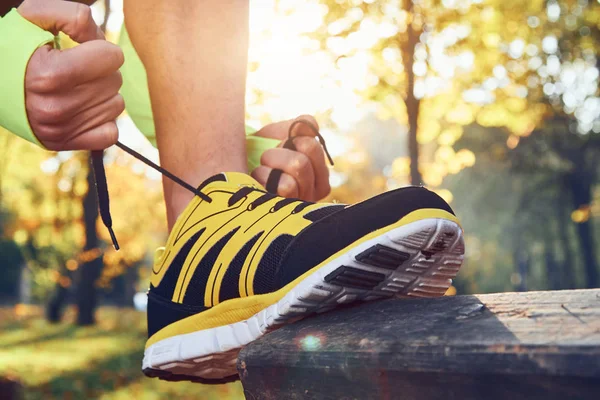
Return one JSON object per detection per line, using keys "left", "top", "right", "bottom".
{"left": 273, "top": 186, "right": 455, "bottom": 289}
{"left": 253, "top": 234, "right": 294, "bottom": 295}
{"left": 302, "top": 204, "right": 347, "bottom": 222}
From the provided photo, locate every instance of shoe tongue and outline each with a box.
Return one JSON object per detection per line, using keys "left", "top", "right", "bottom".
{"left": 197, "top": 172, "right": 264, "bottom": 191}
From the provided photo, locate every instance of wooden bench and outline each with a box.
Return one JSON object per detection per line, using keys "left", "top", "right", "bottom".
{"left": 237, "top": 289, "right": 600, "bottom": 399}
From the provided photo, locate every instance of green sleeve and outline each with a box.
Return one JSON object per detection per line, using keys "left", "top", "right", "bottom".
{"left": 0, "top": 9, "right": 54, "bottom": 147}
{"left": 118, "top": 27, "right": 280, "bottom": 171}
{"left": 245, "top": 132, "right": 280, "bottom": 171}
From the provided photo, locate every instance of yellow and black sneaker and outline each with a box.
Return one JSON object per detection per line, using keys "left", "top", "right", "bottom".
{"left": 140, "top": 172, "right": 464, "bottom": 383}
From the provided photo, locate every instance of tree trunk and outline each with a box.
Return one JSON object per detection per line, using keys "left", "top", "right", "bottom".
{"left": 514, "top": 247, "right": 529, "bottom": 292}
{"left": 401, "top": 0, "right": 422, "bottom": 185}
{"left": 76, "top": 257, "right": 102, "bottom": 325}
{"left": 0, "top": 377, "right": 21, "bottom": 400}
{"left": 74, "top": 2, "right": 111, "bottom": 325}
{"left": 45, "top": 255, "right": 71, "bottom": 323}
{"left": 544, "top": 244, "right": 561, "bottom": 290}
{"left": 574, "top": 220, "right": 598, "bottom": 288}
{"left": 123, "top": 262, "right": 139, "bottom": 307}
{"left": 557, "top": 186, "right": 576, "bottom": 288}
{"left": 75, "top": 157, "right": 103, "bottom": 326}
{"left": 568, "top": 170, "right": 598, "bottom": 288}
{"left": 46, "top": 278, "right": 69, "bottom": 323}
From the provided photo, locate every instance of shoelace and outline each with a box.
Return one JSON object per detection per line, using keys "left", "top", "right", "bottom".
{"left": 226, "top": 185, "right": 313, "bottom": 213}
{"left": 91, "top": 119, "right": 333, "bottom": 251}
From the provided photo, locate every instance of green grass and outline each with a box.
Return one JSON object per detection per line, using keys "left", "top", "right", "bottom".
{"left": 0, "top": 306, "right": 244, "bottom": 400}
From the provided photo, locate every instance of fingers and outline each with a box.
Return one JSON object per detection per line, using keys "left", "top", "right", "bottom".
{"left": 259, "top": 148, "right": 315, "bottom": 200}
{"left": 67, "top": 94, "right": 126, "bottom": 135}
{"left": 19, "top": 0, "right": 124, "bottom": 151}
{"left": 253, "top": 114, "right": 320, "bottom": 140}
{"left": 27, "top": 42, "right": 124, "bottom": 92}
{"left": 287, "top": 115, "right": 331, "bottom": 199}
{"left": 251, "top": 166, "right": 300, "bottom": 199}
{"left": 253, "top": 114, "right": 331, "bottom": 201}
{"left": 293, "top": 136, "right": 331, "bottom": 200}
{"left": 18, "top": 0, "right": 103, "bottom": 43}
{"left": 290, "top": 114, "right": 320, "bottom": 138}
{"left": 44, "top": 121, "right": 119, "bottom": 151}
{"left": 252, "top": 120, "right": 290, "bottom": 141}
{"left": 59, "top": 41, "right": 125, "bottom": 85}
{"left": 69, "top": 71, "right": 124, "bottom": 116}
{"left": 34, "top": 94, "right": 124, "bottom": 149}
{"left": 27, "top": 71, "right": 123, "bottom": 124}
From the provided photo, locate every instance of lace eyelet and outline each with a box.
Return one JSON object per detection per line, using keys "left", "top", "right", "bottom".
{"left": 230, "top": 193, "right": 252, "bottom": 208}
{"left": 247, "top": 203, "right": 255, "bottom": 211}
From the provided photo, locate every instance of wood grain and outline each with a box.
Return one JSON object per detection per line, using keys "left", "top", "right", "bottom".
{"left": 238, "top": 289, "right": 600, "bottom": 400}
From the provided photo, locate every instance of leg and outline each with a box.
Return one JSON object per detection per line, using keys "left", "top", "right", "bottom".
{"left": 123, "top": 0, "right": 465, "bottom": 387}
{"left": 123, "top": 0, "right": 249, "bottom": 229}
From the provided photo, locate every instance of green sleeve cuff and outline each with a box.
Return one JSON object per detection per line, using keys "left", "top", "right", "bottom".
{"left": 245, "top": 131, "right": 280, "bottom": 172}
{"left": 0, "top": 9, "right": 54, "bottom": 147}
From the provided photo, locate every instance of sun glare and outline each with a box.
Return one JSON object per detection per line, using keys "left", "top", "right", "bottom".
{"left": 92, "top": 0, "right": 363, "bottom": 165}
{"left": 247, "top": 0, "right": 367, "bottom": 135}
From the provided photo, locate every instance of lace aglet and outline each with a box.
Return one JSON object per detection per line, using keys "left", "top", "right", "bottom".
{"left": 321, "top": 141, "right": 335, "bottom": 166}
{"left": 325, "top": 150, "right": 334, "bottom": 166}
{"left": 108, "top": 227, "right": 120, "bottom": 251}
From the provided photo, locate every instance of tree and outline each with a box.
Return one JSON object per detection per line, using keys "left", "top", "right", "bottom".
{"left": 314, "top": 0, "right": 512, "bottom": 186}
{"left": 74, "top": 158, "right": 103, "bottom": 325}
{"left": 316, "top": 0, "right": 599, "bottom": 289}
{"left": 316, "top": 0, "right": 432, "bottom": 184}
{"left": 453, "top": 0, "right": 600, "bottom": 287}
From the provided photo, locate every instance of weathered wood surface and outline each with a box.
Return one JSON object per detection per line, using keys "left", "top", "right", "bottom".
{"left": 238, "top": 289, "right": 600, "bottom": 400}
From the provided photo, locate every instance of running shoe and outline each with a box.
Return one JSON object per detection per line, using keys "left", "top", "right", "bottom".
{"left": 141, "top": 172, "right": 464, "bottom": 383}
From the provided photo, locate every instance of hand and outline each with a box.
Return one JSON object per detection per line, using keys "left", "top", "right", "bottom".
{"left": 19, "top": 0, "right": 125, "bottom": 151}
{"left": 251, "top": 115, "right": 331, "bottom": 202}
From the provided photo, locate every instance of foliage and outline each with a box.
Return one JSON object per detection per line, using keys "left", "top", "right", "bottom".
{"left": 448, "top": 0, "right": 600, "bottom": 289}
{"left": 0, "top": 305, "right": 243, "bottom": 399}
{"left": 307, "top": 0, "right": 600, "bottom": 290}
{"left": 0, "top": 125, "right": 165, "bottom": 301}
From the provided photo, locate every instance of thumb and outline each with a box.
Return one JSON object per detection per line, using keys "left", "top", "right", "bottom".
{"left": 18, "top": 0, "right": 104, "bottom": 43}
{"left": 253, "top": 120, "right": 291, "bottom": 141}
{"left": 253, "top": 115, "right": 321, "bottom": 142}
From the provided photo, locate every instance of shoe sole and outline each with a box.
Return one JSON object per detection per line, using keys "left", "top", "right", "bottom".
{"left": 142, "top": 214, "right": 464, "bottom": 384}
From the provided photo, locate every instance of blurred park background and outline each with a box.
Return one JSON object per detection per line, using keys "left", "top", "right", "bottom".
{"left": 1, "top": 0, "right": 599, "bottom": 398}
